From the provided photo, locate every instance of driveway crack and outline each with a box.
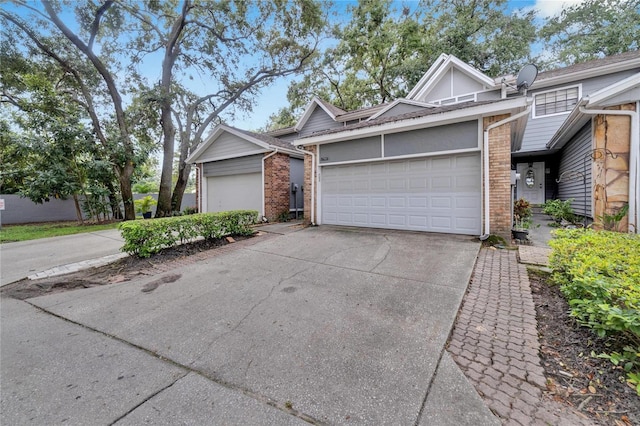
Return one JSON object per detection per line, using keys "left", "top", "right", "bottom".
{"left": 369, "top": 235, "right": 391, "bottom": 272}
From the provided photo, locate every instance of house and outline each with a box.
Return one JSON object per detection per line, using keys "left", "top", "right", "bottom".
{"left": 186, "top": 124, "right": 304, "bottom": 221}
{"left": 267, "top": 51, "right": 639, "bottom": 238}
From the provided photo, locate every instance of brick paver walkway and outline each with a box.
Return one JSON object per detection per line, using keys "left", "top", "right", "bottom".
{"left": 447, "top": 248, "right": 593, "bottom": 426}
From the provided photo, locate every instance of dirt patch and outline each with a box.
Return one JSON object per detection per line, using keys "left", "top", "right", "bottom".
{"left": 530, "top": 270, "right": 640, "bottom": 425}
{"left": 1, "top": 235, "right": 253, "bottom": 300}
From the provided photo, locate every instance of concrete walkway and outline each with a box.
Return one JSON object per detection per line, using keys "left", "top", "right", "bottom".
{"left": 0, "top": 229, "right": 124, "bottom": 286}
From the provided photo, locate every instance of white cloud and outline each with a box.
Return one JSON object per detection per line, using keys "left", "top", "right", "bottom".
{"left": 532, "top": 0, "right": 587, "bottom": 19}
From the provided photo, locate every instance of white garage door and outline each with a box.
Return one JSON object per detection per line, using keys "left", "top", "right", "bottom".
{"left": 320, "top": 153, "right": 481, "bottom": 234}
{"left": 207, "top": 172, "right": 262, "bottom": 213}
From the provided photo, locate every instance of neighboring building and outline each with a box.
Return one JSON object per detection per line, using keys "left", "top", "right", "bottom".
{"left": 186, "top": 124, "right": 304, "bottom": 221}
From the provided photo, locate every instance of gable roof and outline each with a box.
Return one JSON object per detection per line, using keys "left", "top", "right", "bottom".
{"left": 295, "top": 97, "right": 530, "bottom": 151}
{"left": 407, "top": 53, "right": 496, "bottom": 101}
{"left": 186, "top": 124, "right": 298, "bottom": 164}
{"left": 366, "top": 99, "right": 436, "bottom": 121}
{"left": 294, "top": 97, "right": 346, "bottom": 131}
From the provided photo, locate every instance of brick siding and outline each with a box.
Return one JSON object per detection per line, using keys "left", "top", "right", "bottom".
{"left": 302, "top": 145, "right": 317, "bottom": 225}
{"left": 484, "top": 114, "right": 512, "bottom": 240}
{"left": 263, "top": 152, "right": 291, "bottom": 221}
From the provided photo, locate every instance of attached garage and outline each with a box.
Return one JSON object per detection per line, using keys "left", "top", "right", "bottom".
{"left": 206, "top": 172, "right": 262, "bottom": 213}
{"left": 320, "top": 153, "right": 481, "bottom": 234}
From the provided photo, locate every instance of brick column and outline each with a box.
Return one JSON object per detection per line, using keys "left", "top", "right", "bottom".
{"left": 263, "top": 152, "right": 291, "bottom": 221}
{"left": 302, "top": 145, "right": 317, "bottom": 225}
{"left": 484, "top": 114, "right": 512, "bottom": 241}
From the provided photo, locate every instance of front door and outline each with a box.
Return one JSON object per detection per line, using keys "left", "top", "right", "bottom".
{"left": 517, "top": 162, "right": 545, "bottom": 205}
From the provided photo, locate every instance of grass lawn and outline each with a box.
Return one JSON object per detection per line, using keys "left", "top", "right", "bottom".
{"left": 0, "top": 221, "right": 121, "bottom": 243}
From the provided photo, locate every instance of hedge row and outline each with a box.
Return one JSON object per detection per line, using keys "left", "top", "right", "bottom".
{"left": 119, "top": 210, "right": 258, "bottom": 258}
{"left": 549, "top": 228, "right": 640, "bottom": 394}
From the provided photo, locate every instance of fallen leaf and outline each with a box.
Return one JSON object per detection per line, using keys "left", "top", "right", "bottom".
{"left": 588, "top": 385, "right": 596, "bottom": 394}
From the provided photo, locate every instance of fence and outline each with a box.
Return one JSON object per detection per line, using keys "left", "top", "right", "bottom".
{"left": 0, "top": 193, "right": 197, "bottom": 225}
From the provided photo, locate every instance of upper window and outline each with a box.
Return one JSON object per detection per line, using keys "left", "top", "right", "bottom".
{"left": 533, "top": 86, "right": 580, "bottom": 118}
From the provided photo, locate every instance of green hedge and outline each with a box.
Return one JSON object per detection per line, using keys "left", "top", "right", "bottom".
{"left": 549, "top": 228, "right": 640, "bottom": 394}
{"left": 118, "top": 210, "right": 258, "bottom": 258}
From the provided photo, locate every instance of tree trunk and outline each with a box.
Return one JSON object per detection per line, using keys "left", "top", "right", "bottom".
{"left": 119, "top": 162, "right": 136, "bottom": 220}
{"left": 72, "top": 193, "right": 84, "bottom": 224}
{"left": 171, "top": 162, "right": 191, "bottom": 212}
{"left": 106, "top": 179, "right": 123, "bottom": 219}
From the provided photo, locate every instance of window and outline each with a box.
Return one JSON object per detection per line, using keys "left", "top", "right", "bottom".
{"left": 534, "top": 86, "right": 579, "bottom": 118}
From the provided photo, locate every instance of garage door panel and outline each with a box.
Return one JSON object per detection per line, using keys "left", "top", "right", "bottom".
{"left": 207, "top": 173, "right": 261, "bottom": 214}
{"left": 321, "top": 153, "right": 480, "bottom": 234}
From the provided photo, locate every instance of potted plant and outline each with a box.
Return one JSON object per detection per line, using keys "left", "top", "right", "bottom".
{"left": 512, "top": 197, "right": 532, "bottom": 241}
{"left": 134, "top": 195, "right": 157, "bottom": 219}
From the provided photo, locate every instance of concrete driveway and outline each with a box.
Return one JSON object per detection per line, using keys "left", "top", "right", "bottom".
{"left": 1, "top": 226, "right": 496, "bottom": 425}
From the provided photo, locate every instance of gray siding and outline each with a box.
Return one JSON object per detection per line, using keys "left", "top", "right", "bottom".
{"left": 477, "top": 90, "right": 501, "bottom": 101}
{"left": 558, "top": 124, "right": 592, "bottom": 218}
{"left": 203, "top": 154, "right": 262, "bottom": 177}
{"left": 377, "top": 103, "right": 428, "bottom": 119}
{"left": 452, "top": 68, "right": 485, "bottom": 95}
{"left": 384, "top": 120, "right": 478, "bottom": 157}
{"left": 520, "top": 69, "right": 638, "bottom": 153}
{"left": 298, "top": 107, "right": 342, "bottom": 137}
{"left": 278, "top": 132, "right": 299, "bottom": 142}
{"left": 290, "top": 157, "right": 304, "bottom": 212}
{"left": 425, "top": 71, "right": 452, "bottom": 101}
{"left": 319, "top": 136, "right": 381, "bottom": 163}
{"left": 200, "top": 131, "right": 263, "bottom": 160}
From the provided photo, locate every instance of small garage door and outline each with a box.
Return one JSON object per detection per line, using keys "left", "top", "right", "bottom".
{"left": 207, "top": 172, "right": 262, "bottom": 213}
{"left": 320, "top": 153, "right": 481, "bottom": 234}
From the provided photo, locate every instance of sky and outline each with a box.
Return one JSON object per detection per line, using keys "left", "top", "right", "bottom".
{"left": 229, "top": 0, "right": 587, "bottom": 131}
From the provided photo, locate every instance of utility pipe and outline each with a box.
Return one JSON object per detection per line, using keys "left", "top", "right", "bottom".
{"left": 262, "top": 148, "right": 279, "bottom": 221}
{"left": 579, "top": 105, "right": 638, "bottom": 233}
{"left": 295, "top": 146, "right": 316, "bottom": 225}
{"left": 482, "top": 105, "right": 532, "bottom": 239}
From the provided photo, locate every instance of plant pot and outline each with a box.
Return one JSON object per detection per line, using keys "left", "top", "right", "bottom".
{"left": 142, "top": 212, "right": 152, "bottom": 219}
{"left": 511, "top": 228, "right": 529, "bottom": 240}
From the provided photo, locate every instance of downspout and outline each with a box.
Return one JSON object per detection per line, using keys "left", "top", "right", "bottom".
{"left": 482, "top": 105, "right": 532, "bottom": 239}
{"left": 194, "top": 164, "right": 201, "bottom": 213}
{"left": 579, "top": 105, "right": 638, "bottom": 233}
{"left": 262, "top": 148, "right": 279, "bottom": 221}
{"left": 295, "top": 146, "right": 316, "bottom": 225}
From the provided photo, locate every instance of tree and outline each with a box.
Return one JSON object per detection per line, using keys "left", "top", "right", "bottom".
{"left": 1, "top": 2, "right": 140, "bottom": 219}
{"left": 117, "top": 0, "right": 326, "bottom": 216}
{"left": 268, "top": 0, "right": 537, "bottom": 127}
{"left": 539, "top": 0, "right": 640, "bottom": 67}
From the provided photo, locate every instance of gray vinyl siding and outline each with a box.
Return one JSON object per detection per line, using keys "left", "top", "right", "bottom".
{"left": 425, "top": 73, "right": 452, "bottom": 101}
{"left": 200, "top": 132, "right": 263, "bottom": 159}
{"left": 558, "top": 124, "right": 592, "bottom": 218}
{"left": 277, "top": 132, "right": 299, "bottom": 142}
{"left": 203, "top": 154, "right": 262, "bottom": 177}
{"left": 452, "top": 68, "right": 485, "bottom": 95}
{"left": 319, "top": 136, "right": 381, "bottom": 163}
{"left": 384, "top": 120, "right": 478, "bottom": 157}
{"left": 519, "top": 69, "right": 638, "bottom": 153}
{"left": 298, "top": 107, "right": 343, "bottom": 138}
{"left": 290, "top": 157, "right": 304, "bottom": 211}
{"left": 377, "top": 103, "right": 429, "bottom": 119}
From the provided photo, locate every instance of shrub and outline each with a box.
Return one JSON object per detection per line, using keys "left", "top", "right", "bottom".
{"left": 118, "top": 210, "right": 258, "bottom": 258}
{"left": 542, "top": 198, "right": 575, "bottom": 223}
{"left": 134, "top": 195, "right": 157, "bottom": 214}
{"left": 549, "top": 228, "right": 640, "bottom": 394}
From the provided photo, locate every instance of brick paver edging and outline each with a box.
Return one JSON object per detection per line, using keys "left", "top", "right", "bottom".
{"left": 447, "top": 248, "right": 592, "bottom": 426}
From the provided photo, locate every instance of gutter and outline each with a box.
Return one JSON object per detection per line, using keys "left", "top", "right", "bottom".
{"left": 578, "top": 105, "right": 638, "bottom": 233}
{"left": 481, "top": 104, "right": 532, "bottom": 239}
{"left": 294, "top": 146, "right": 316, "bottom": 225}
{"left": 262, "top": 148, "right": 279, "bottom": 221}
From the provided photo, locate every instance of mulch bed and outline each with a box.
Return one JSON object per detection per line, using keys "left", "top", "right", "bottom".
{"left": 1, "top": 235, "right": 253, "bottom": 300}
{"left": 530, "top": 269, "right": 639, "bottom": 426}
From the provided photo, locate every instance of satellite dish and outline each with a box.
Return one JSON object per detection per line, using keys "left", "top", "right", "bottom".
{"left": 516, "top": 64, "right": 538, "bottom": 91}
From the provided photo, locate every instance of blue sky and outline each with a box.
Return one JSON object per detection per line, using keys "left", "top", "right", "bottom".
{"left": 230, "top": 0, "right": 586, "bottom": 130}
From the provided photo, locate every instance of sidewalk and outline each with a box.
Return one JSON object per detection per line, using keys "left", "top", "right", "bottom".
{"left": 447, "top": 215, "right": 594, "bottom": 425}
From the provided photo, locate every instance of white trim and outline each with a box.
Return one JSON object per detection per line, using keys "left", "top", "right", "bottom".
{"left": 380, "top": 134, "right": 385, "bottom": 158}
{"left": 430, "top": 92, "right": 478, "bottom": 106}
{"left": 201, "top": 169, "right": 208, "bottom": 213}
{"left": 318, "top": 147, "right": 481, "bottom": 167}
{"left": 532, "top": 84, "right": 582, "bottom": 119}
{"left": 295, "top": 97, "right": 528, "bottom": 146}
{"left": 532, "top": 58, "right": 640, "bottom": 91}
{"left": 588, "top": 72, "right": 640, "bottom": 106}
{"left": 366, "top": 99, "right": 436, "bottom": 121}
{"left": 194, "top": 150, "right": 270, "bottom": 165}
